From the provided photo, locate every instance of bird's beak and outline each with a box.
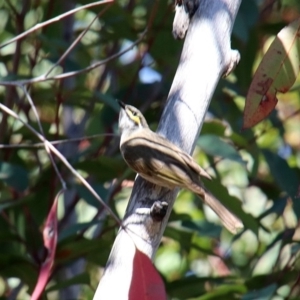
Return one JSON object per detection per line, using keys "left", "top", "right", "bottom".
{"left": 117, "top": 100, "right": 126, "bottom": 110}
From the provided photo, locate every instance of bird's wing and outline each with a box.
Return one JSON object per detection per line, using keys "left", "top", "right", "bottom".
{"left": 179, "top": 150, "right": 211, "bottom": 180}
{"left": 144, "top": 132, "right": 211, "bottom": 180}
{"left": 121, "top": 135, "right": 164, "bottom": 173}
{"left": 121, "top": 130, "right": 211, "bottom": 181}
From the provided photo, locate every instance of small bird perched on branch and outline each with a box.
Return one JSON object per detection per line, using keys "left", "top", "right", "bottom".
{"left": 118, "top": 101, "right": 243, "bottom": 234}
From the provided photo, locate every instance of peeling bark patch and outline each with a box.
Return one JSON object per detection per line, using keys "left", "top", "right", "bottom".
{"left": 150, "top": 201, "right": 168, "bottom": 221}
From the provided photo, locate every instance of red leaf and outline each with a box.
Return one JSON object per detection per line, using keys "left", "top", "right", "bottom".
{"left": 129, "top": 248, "right": 167, "bottom": 300}
{"left": 31, "top": 191, "right": 62, "bottom": 300}
{"left": 243, "top": 18, "right": 300, "bottom": 129}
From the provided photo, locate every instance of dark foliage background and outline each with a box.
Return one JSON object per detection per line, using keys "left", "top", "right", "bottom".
{"left": 0, "top": 0, "right": 300, "bottom": 299}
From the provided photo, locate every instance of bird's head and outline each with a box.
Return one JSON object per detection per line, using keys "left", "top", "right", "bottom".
{"left": 118, "top": 101, "right": 149, "bottom": 135}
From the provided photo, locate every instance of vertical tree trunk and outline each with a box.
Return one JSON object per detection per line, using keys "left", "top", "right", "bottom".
{"left": 94, "top": 0, "right": 242, "bottom": 298}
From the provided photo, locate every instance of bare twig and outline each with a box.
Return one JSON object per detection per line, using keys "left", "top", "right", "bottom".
{"left": 44, "top": 4, "right": 111, "bottom": 78}
{"left": 21, "top": 86, "right": 66, "bottom": 189}
{"left": 0, "top": 0, "right": 114, "bottom": 50}
{"left": 0, "top": 133, "right": 117, "bottom": 149}
{"left": 0, "top": 30, "right": 147, "bottom": 86}
{"left": 6, "top": 2, "right": 112, "bottom": 191}
{"left": 0, "top": 103, "right": 121, "bottom": 226}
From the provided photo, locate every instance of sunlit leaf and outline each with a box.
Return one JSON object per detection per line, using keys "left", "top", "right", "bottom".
{"left": 76, "top": 183, "right": 108, "bottom": 208}
{"left": 164, "top": 224, "right": 194, "bottom": 251}
{"left": 198, "top": 284, "right": 247, "bottom": 300}
{"left": 243, "top": 18, "right": 300, "bottom": 128}
{"left": 198, "top": 134, "right": 246, "bottom": 165}
{"left": 180, "top": 220, "right": 222, "bottom": 238}
{"left": 258, "top": 196, "right": 288, "bottom": 219}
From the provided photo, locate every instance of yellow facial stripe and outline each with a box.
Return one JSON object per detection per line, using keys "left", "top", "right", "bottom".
{"left": 131, "top": 115, "right": 140, "bottom": 124}
{"left": 127, "top": 110, "right": 140, "bottom": 125}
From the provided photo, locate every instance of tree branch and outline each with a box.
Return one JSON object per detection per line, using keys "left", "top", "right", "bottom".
{"left": 94, "top": 0, "right": 242, "bottom": 298}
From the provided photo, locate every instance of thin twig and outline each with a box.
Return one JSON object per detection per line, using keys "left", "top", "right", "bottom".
{"left": 0, "top": 103, "right": 121, "bottom": 226}
{"left": 11, "top": 3, "right": 112, "bottom": 190}
{"left": 21, "top": 86, "right": 66, "bottom": 189}
{"left": 0, "top": 30, "right": 147, "bottom": 86}
{"left": 0, "top": 0, "right": 114, "bottom": 49}
{"left": 0, "top": 133, "right": 117, "bottom": 149}
{"left": 44, "top": 4, "right": 111, "bottom": 78}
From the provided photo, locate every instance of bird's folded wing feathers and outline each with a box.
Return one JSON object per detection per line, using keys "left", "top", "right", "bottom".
{"left": 144, "top": 132, "right": 211, "bottom": 180}
{"left": 122, "top": 133, "right": 243, "bottom": 234}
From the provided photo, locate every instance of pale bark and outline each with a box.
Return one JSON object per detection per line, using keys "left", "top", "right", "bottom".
{"left": 94, "top": 0, "right": 242, "bottom": 298}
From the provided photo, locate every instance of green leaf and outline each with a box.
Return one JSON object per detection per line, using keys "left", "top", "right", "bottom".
{"left": 233, "top": 0, "right": 258, "bottom": 42}
{"left": 166, "top": 276, "right": 207, "bottom": 299}
{"left": 180, "top": 220, "right": 222, "bottom": 238}
{"left": 197, "top": 134, "right": 246, "bottom": 165}
{"left": 198, "top": 284, "right": 247, "bottom": 300}
{"left": 201, "top": 120, "right": 226, "bottom": 137}
{"left": 164, "top": 225, "right": 194, "bottom": 251}
{"left": 166, "top": 276, "right": 238, "bottom": 299}
{"left": 76, "top": 183, "right": 108, "bottom": 208}
{"left": 0, "top": 161, "right": 29, "bottom": 192}
{"left": 265, "top": 228, "right": 295, "bottom": 252}
{"left": 242, "top": 283, "right": 277, "bottom": 300}
{"left": 263, "top": 150, "right": 300, "bottom": 218}
{"left": 258, "top": 196, "right": 288, "bottom": 219}
{"left": 0, "top": 254, "right": 37, "bottom": 288}
{"left": 245, "top": 270, "right": 298, "bottom": 289}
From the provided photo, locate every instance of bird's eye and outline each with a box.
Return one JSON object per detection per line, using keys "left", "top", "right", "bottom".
{"left": 132, "top": 111, "right": 137, "bottom": 116}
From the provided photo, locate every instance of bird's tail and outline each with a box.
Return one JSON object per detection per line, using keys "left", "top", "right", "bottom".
{"left": 195, "top": 186, "right": 243, "bottom": 234}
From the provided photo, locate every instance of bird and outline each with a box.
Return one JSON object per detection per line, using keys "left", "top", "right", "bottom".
{"left": 118, "top": 101, "right": 243, "bottom": 234}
